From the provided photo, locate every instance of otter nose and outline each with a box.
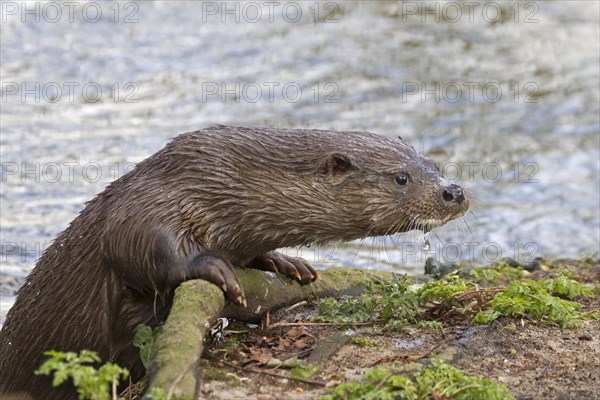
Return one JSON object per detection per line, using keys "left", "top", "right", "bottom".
{"left": 442, "top": 184, "right": 465, "bottom": 204}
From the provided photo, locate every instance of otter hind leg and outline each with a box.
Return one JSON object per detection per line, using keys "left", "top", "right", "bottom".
{"left": 245, "top": 251, "right": 318, "bottom": 285}
{"left": 187, "top": 254, "right": 247, "bottom": 306}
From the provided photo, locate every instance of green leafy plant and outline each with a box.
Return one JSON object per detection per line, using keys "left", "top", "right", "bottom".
{"left": 322, "top": 367, "right": 415, "bottom": 400}
{"left": 322, "top": 361, "right": 514, "bottom": 400}
{"left": 313, "top": 277, "right": 421, "bottom": 327}
{"left": 415, "top": 321, "right": 444, "bottom": 330}
{"left": 316, "top": 266, "right": 596, "bottom": 330}
{"left": 541, "top": 271, "right": 593, "bottom": 299}
{"left": 369, "top": 279, "right": 421, "bottom": 323}
{"left": 35, "top": 350, "right": 129, "bottom": 400}
{"left": 314, "top": 276, "right": 474, "bottom": 330}
{"left": 417, "top": 275, "right": 472, "bottom": 309}
{"left": 578, "top": 253, "right": 598, "bottom": 265}
{"left": 472, "top": 279, "right": 595, "bottom": 328}
{"left": 469, "top": 262, "right": 526, "bottom": 285}
{"left": 314, "top": 295, "right": 378, "bottom": 323}
{"left": 133, "top": 324, "right": 161, "bottom": 369}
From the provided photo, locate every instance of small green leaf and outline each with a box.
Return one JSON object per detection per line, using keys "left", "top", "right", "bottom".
{"left": 133, "top": 324, "right": 161, "bottom": 369}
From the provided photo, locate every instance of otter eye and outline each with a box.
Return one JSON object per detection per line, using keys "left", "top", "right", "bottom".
{"left": 395, "top": 174, "right": 409, "bottom": 185}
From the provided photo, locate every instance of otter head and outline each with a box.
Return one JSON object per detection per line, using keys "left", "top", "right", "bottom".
{"left": 176, "top": 128, "right": 469, "bottom": 260}
{"left": 310, "top": 135, "right": 469, "bottom": 242}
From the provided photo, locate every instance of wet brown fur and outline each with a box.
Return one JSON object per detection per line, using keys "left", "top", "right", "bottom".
{"left": 0, "top": 126, "right": 468, "bottom": 398}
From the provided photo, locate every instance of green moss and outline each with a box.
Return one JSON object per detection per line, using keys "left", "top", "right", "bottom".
{"left": 290, "top": 365, "right": 319, "bottom": 380}
{"left": 147, "top": 280, "right": 224, "bottom": 395}
{"left": 145, "top": 387, "right": 193, "bottom": 400}
{"left": 321, "top": 361, "right": 514, "bottom": 400}
{"left": 223, "top": 336, "right": 239, "bottom": 351}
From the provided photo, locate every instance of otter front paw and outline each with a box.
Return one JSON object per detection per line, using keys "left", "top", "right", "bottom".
{"left": 245, "top": 251, "right": 318, "bottom": 285}
{"left": 188, "top": 254, "right": 246, "bottom": 306}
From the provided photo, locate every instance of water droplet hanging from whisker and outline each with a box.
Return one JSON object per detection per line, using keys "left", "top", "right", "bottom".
{"left": 423, "top": 233, "right": 431, "bottom": 251}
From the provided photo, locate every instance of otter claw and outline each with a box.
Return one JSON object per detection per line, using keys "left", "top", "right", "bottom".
{"left": 187, "top": 253, "right": 246, "bottom": 305}
{"left": 245, "top": 251, "right": 318, "bottom": 285}
{"left": 236, "top": 295, "right": 247, "bottom": 307}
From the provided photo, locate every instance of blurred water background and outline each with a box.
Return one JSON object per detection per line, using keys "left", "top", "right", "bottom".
{"left": 1, "top": 1, "right": 599, "bottom": 324}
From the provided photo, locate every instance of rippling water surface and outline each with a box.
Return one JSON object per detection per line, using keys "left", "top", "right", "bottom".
{"left": 1, "top": 1, "right": 599, "bottom": 323}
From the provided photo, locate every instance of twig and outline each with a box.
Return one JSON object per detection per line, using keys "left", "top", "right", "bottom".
{"left": 368, "top": 352, "right": 430, "bottom": 367}
{"left": 220, "top": 360, "right": 326, "bottom": 387}
{"left": 285, "top": 300, "right": 308, "bottom": 312}
{"left": 373, "top": 372, "right": 393, "bottom": 391}
{"left": 368, "top": 337, "right": 453, "bottom": 367}
{"left": 267, "top": 320, "right": 384, "bottom": 329}
{"left": 454, "top": 287, "right": 503, "bottom": 302}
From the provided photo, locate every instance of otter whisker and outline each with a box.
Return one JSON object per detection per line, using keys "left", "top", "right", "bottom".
{"left": 461, "top": 217, "right": 475, "bottom": 238}
{"left": 467, "top": 208, "right": 479, "bottom": 222}
{"left": 429, "top": 229, "right": 444, "bottom": 246}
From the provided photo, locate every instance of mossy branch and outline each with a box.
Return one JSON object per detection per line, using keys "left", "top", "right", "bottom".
{"left": 145, "top": 267, "right": 399, "bottom": 398}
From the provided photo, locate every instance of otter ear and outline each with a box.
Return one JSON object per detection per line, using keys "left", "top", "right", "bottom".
{"left": 318, "top": 153, "right": 357, "bottom": 176}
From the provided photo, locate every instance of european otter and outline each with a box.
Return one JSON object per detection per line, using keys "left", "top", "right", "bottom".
{"left": 0, "top": 126, "right": 469, "bottom": 398}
